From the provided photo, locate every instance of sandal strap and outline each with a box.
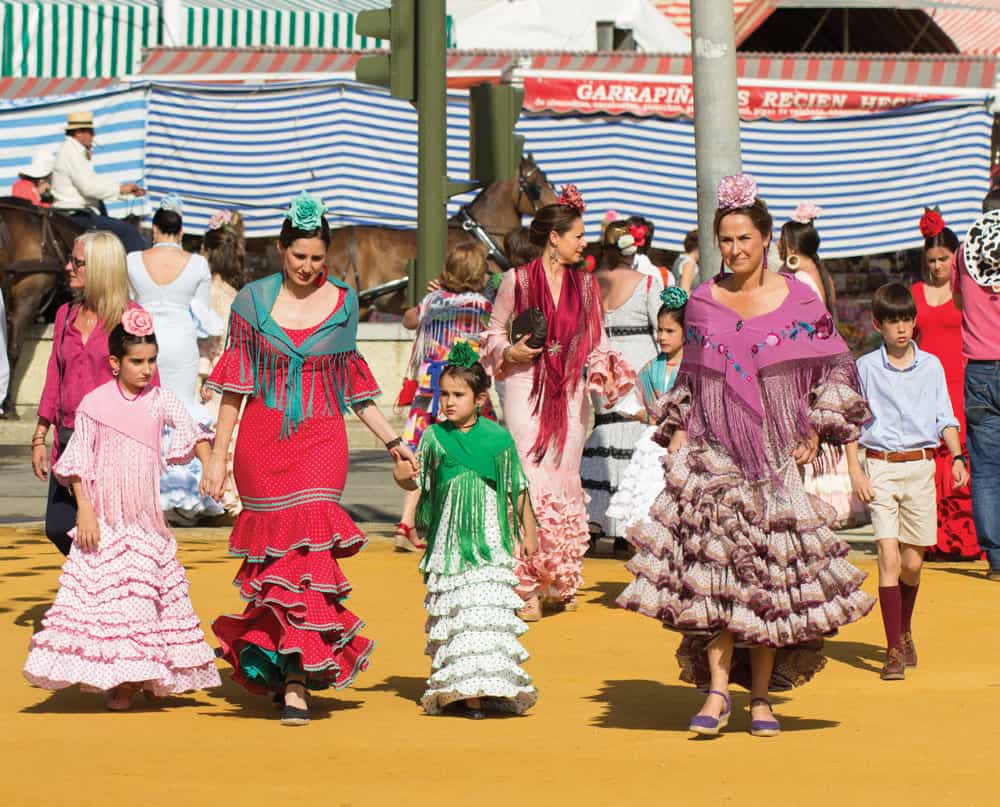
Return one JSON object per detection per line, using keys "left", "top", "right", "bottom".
{"left": 707, "top": 689, "right": 731, "bottom": 707}
{"left": 750, "top": 697, "right": 772, "bottom": 707}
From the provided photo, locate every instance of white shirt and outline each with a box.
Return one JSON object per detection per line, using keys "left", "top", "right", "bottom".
{"left": 51, "top": 137, "right": 120, "bottom": 212}
{"left": 633, "top": 253, "right": 673, "bottom": 286}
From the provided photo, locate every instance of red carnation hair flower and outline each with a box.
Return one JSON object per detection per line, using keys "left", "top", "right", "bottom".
{"left": 557, "top": 184, "right": 586, "bottom": 213}
{"left": 582, "top": 254, "right": 596, "bottom": 273}
{"left": 919, "top": 207, "right": 945, "bottom": 239}
{"left": 628, "top": 223, "right": 648, "bottom": 248}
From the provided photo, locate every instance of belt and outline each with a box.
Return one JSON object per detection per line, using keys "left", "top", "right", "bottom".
{"left": 605, "top": 326, "right": 651, "bottom": 337}
{"left": 594, "top": 412, "right": 633, "bottom": 427}
{"left": 865, "top": 448, "right": 935, "bottom": 462}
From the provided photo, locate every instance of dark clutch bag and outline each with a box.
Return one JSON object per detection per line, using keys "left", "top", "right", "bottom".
{"left": 508, "top": 307, "right": 548, "bottom": 350}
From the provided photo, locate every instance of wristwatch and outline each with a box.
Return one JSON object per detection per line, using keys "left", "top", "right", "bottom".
{"left": 951, "top": 454, "right": 967, "bottom": 465}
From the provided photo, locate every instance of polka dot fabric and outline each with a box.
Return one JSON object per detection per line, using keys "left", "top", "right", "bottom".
{"left": 210, "top": 313, "right": 377, "bottom": 693}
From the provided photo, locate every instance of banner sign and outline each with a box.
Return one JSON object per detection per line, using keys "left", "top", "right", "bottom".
{"left": 523, "top": 75, "right": 959, "bottom": 120}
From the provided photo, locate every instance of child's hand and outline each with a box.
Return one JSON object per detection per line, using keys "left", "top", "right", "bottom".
{"left": 521, "top": 520, "right": 539, "bottom": 558}
{"left": 75, "top": 503, "right": 100, "bottom": 551}
{"left": 951, "top": 457, "right": 970, "bottom": 488}
{"left": 667, "top": 429, "right": 688, "bottom": 454}
{"left": 849, "top": 466, "right": 874, "bottom": 504}
{"left": 392, "top": 456, "right": 419, "bottom": 490}
{"left": 792, "top": 432, "right": 820, "bottom": 466}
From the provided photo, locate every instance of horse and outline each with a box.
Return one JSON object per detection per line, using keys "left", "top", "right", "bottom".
{"left": 0, "top": 199, "right": 82, "bottom": 417}
{"left": 325, "top": 154, "right": 558, "bottom": 316}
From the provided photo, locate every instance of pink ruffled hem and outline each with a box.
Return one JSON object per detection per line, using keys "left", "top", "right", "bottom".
{"left": 515, "top": 490, "right": 590, "bottom": 601}
{"left": 586, "top": 346, "right": 637, "bottom": 402}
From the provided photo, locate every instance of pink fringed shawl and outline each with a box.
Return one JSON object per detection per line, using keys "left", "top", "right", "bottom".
{"left": 679, "top": 275, "right": 856, "bottom": 481}
{"left": 76, "top": 380, "right": 161, "bottom": 451}
{"left": 514, "top": 259, "right": 605, "bottom": 462}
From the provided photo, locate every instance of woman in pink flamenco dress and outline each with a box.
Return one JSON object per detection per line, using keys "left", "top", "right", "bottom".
{"left": 481, "top": 186, "right": 634, "bottom": 621}
{"left": 23, "top": 310, "right": 221, "bottom": 710}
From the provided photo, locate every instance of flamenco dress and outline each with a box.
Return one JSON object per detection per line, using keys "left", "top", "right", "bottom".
{"left": 618, "top": 276, "right": 876, "bottom": 690}
{"left": 912, "top": 281, "right": 978, "bottom": 559}
{"left": 23, "top": 382, "right": 221, "bottom": 695}
{"left": 206, "top": 278, "right": 379, "bottom": 693}
{"left": 416, "top": 419, "right": 537, "bottom": 714}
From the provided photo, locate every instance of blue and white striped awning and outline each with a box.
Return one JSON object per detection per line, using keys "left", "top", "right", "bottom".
{"left": 0, "top": 86, "right": 146, "bottom": 218}
{"left": 0, "top": 81, "right": 992, "bottom": 258}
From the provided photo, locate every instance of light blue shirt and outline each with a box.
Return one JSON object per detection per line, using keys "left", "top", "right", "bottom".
{"left": 857, "top": 342, "right": 959, "bottom": 452}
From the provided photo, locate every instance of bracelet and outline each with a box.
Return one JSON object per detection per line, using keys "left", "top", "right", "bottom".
{"left": 31, "top": 438, "right": 46, "bottom": 446}
{"left": 384, "top": 437, "right": 403, "bottom": 451}
{"left": 951, "top": 455, "right": 967, "bottom": 465}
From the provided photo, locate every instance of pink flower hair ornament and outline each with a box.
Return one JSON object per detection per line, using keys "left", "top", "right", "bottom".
{"left": 557, "top": 184, "right": 586, "bottom": 213}
{"left": 792, "top": 202, "right": 822, "bottom": 224}
{"left": 121, "top": 309, "right": 154, "bottom": 337}
{"left": 717, "top": 173, "right": 758, "bottom": 211}
{"left": 208, "top": 209, "right": 235, "bottom": 231}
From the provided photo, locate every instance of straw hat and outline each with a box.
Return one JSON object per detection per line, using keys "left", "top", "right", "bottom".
{"left": 65, "top": 110, "right": 95, "bottom": 131}
{"left": 22, "top": 150, "right": 55, "bottom": 179}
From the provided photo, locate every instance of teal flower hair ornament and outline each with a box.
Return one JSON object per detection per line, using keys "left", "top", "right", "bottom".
{"left": 660, "top": 286, "right": 689, "bottom": 310}
{"left": 286, "top": 191, "right": 327, "bottom": 231}
{"left": 158, "top": 192, "right": 183, "bottom": 214}
{"left": 447, "top": 341, "right": 480, "bottom": 369}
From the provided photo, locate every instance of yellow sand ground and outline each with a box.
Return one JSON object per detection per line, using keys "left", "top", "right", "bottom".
{"left": 2, "top": 525, "right": 997, "bottom": 807}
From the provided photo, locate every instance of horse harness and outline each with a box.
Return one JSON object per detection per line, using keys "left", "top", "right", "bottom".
{"left": 0, "top": 201, "right": 71, "bottom": 275}
{"left": 454, "top": 206, "right": 510, "bottom": 271}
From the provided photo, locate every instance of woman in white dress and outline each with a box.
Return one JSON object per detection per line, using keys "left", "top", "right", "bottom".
{"left": 127, "top": 194, "right": 223, "bottom": 522}
{"left": 580, "top": 220, "right": 661, "bottom": 545}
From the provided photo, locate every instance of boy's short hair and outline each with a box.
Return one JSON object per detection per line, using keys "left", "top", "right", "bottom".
{"left": 871, "top": 282, "right": 917, "bottom": 323}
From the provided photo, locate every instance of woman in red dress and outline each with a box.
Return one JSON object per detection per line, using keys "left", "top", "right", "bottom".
{"left": 202, "top": 192, "right": 417, "bottom": 725}
{"left": 911, "top": 208, "right": 977, "bottom": 558}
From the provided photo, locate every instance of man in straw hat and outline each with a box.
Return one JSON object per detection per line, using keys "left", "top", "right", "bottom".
{"left": 51, "top": 110, "right": 147, "bottom": 252}
{"left": 11, "top": 150, "right": 55, "bottom": 207}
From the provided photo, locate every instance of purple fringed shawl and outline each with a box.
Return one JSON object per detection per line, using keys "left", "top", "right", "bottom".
{"left": 677, "top": 275, "right": 855, "bottom": 481}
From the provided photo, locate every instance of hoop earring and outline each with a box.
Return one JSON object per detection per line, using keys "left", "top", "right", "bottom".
{"left": 785, "top": 253, "right": 800, "bottom": 271}
{"left": 112, "top": 368, "right": 119, "bottom": 376}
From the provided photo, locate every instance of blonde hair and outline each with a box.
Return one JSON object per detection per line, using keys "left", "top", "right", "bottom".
{"left": 77, "top": 230, "right": 130, "bottom": 329}
{"left": 439, "top": 241, "right": 488, "bottom": 293}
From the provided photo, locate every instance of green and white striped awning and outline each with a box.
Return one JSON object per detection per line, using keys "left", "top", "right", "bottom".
{"left": 0, "top": 1, "right": 448, "bottom": 78}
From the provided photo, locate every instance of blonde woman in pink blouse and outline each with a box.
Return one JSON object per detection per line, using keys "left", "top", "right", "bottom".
{"left": 31, "top": 230, "right": 152, "bottom": 555}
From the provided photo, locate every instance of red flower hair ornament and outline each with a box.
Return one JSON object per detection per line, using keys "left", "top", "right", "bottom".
{"left": 628, "top": 223, "right": 648, "bottom": 248}
{"left": 919, "top": 207, "right": 946, "bottom": 239}
{"left": 557, "top": 184, "right": 586, "bottom": 213}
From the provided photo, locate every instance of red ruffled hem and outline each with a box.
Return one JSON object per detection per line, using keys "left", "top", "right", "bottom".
{"left": 227, "top": 500, "right": 367, "bottom": 562}
{"left": 927, "top": 444, "right": 981, "bottom": 559}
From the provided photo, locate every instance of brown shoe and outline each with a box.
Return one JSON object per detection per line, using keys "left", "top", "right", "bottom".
{"left": 880, "top": 647, "right": 906, "bottom": 681}
{"left": 987, "top": 569, "right": 1000, "bottom": 582}
{"left": 901, "top": 632, "right": 918, "bottom": 667}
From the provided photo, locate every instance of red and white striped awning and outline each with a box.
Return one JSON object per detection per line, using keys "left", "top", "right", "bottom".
{"left": 137, "top": 47, "right": 516, "bottom": 88}
{"left": 658, "top": 2, "right": 1000, "bottom": 56}
{"left": 0, "top": 77, "right": 117, "bottom": 99}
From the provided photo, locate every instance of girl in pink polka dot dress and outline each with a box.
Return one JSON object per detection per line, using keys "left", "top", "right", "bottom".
{"left": 23, "top": 311, "right": 222, "bottom": 711}
{"left": 201, "top": 193, "right": 418, "bottom": 726}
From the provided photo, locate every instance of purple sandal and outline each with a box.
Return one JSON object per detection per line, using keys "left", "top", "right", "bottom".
{"left": 689, "top": 690, "right": 731, "bottom": 735}
{"left": 749, "top": 697, "right": 781, "bottom": 737}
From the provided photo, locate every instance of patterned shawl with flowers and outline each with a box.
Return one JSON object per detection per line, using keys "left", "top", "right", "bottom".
{"left": 672, "top": 274, "right": 860, "bottom": 481}
{"left": 513, "top": 258, "right": 605, "bottom": 463}
{"left": 206, "top": 272, "right": 374, "bottom": 439}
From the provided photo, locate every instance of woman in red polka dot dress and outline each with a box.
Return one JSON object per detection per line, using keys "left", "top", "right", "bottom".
{"left": 202, "top": 193, "right": 417, "bottom": 726}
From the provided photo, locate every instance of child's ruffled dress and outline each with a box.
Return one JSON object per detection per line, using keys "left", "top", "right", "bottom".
{"left": 23, "top": 381, "right": 221, "bottom": 695}
{"left": 416, "top": 419, "right": 538, "bottom": 714}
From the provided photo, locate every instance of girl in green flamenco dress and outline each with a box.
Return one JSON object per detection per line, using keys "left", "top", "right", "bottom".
{"left": 394, "top": 341, "right": 540, "bottom": 719}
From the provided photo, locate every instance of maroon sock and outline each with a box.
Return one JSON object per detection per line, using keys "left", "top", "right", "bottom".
{"left": 899, "top": 581, "right": 919, "bottom": 635}
{"left": 879, "top": 586, "right": 903, "bottom": 651}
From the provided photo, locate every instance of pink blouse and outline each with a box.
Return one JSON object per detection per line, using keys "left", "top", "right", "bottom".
{"left": 953, "top": 246, "right": 1000, "bottom": 361}
{"left": 38, "top": 301, "right": 154, "bottom": 452}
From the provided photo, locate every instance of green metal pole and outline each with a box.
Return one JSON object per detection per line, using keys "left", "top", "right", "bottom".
{"left": 413, "top": 0, "right": 447, "bottom": 306}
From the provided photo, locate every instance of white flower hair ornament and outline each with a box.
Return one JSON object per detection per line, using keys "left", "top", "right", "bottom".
{"left": 617, "top": 233, "right": 638, "bottom": 256}
{"left": 792, "top": 203, "right": 822, "bottom": 224}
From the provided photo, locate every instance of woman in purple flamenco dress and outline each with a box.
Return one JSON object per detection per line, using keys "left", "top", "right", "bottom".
{"left": 618, "top": 175, "right": 876, "bottom": 738}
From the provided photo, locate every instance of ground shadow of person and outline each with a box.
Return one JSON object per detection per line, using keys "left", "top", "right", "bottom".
{"left": 14, "top": 601, "right": 51, "bottom": 635}
{"left": 578, "top": 580, "right": 628, "bottom": 610}
{"left": 589, "top": 680, "right": 839, "bottom": 733}
{"left": 197, "top": 674, "right": 363, "bottom": 720}
{"left": 357, "top": 675, "right": 427, "bottom": 704}
{"left": 21, "top": 688, "right": 209, "bottom": 714}
{"left": 822, "top": 639, "right": 884, "bottom": 675}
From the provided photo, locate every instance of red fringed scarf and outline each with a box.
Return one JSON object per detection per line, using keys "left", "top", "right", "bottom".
{"left": 514, "top": 258, "right": 604, "bottom": 463}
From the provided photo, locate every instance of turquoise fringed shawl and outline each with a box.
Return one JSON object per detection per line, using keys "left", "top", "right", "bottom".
{"left": 416, "top": 419, "right": 530, "bottom": 574}
{"left": 638, "top": 353, "right": 679, "bottom": 412}
{"left": 226, "top": 272, "right": 364, "bottom": 438}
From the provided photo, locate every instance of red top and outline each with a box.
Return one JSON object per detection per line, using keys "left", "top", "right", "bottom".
{"left": 11, "top": 178, "right": 50, "bottom": 207}
{"left": 913, "top": 281, "right": 966, "bottom": 437}
{"left": 38, "top": 301, "right": 154, "bottom": 451}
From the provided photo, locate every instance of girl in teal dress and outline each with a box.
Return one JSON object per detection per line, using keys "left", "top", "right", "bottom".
{"left": 394, "top": 342, "right": 539, "bottom": 719}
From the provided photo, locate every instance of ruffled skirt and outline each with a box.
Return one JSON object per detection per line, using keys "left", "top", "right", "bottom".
{"left": 212, "top": 401, "right": 374, "bottom": 694}
{"left": 581, "top": 414, "right": 647, "bottom": 537}
{"left": 618, "top": 440, "right": 876, "bottom": 691}
{"left": 160, "top": 398, "right": 224, "bottom": 521}
{"left": 605, "top": 426, "right": 666, "bottom": 537}
{"left": 23, "top": 521, "right": 221, "bottom": 695}
{"left": 420, "top": 493, "right": 537, "bottom": 714}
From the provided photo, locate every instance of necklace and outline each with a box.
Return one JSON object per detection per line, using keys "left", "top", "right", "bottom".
{"left": 152, "top": 241, "right": 183, "bottom": 249}
{"left": 115, "top": 379, "right": 141, "bottom": 401}
{"left": 456, "top": 417, "right": 479, "bottom": 433}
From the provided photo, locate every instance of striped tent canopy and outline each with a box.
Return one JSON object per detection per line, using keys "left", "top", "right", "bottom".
{"left": 0, "top": 1, "right": 450, "bottom": 78}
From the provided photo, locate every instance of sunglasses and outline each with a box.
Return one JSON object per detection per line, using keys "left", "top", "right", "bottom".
{"left": 69, "top": 256, "right": 86, "bottom": 271}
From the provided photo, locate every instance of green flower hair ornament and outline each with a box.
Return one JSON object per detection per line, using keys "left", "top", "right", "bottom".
{"left": 660, "top": 286, "right": 689, "bottom": 310}
{"left": 286, "top": 190, "right": 327, "bottom": 231}
{"left": 447, "top": 341, "right": 480, "bottom": 369}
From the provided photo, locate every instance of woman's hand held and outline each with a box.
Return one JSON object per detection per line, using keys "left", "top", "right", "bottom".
{"left": 507, "top": 335, "right": 543, "bottom": 364}
{"left": 31, "top": 444, "right": 49, "bottom": 481}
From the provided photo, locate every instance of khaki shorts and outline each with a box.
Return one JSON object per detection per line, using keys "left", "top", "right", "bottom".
{"left": 865, "top": 456, "right": 937, "bottom": 547}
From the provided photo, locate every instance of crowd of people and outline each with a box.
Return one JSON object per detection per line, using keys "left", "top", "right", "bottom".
{"left": 9, "top": 109, "right": 1000, "bottom": 734}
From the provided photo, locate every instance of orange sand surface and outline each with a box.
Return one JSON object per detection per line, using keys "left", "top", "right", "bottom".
{"left": 1, "top": 525, "right": 996, "bottom": 807}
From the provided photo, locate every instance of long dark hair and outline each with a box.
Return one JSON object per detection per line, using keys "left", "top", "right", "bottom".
{"left": 108, "top": 324, "right": 158, "bottom": 359}
{"left": 781, "top": 219, "right": 835, "bottom": 314}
